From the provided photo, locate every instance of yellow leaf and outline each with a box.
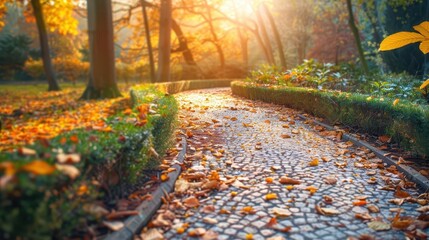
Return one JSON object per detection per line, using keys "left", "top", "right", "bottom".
{"left": 22, "top": 160, "right": 56, "bottom": 175}
{"left": 241, "top": 206, "right": 256, "bottom": 214}
{"left": 413, "top": 21, "right": 429, "bottom": 38}
{"left": 393, "top": 99, "right": 400, "bottom": 106}
{"left": 379, "top": 32, "right": 424, "bottom": 51}
{"left": 265, "top": 193, "right": 278, "bottom": 200}
{"left": 309, "top": 158, "right": 319, "bottom": 167}
{"left": 420, "top": 40, "right": 429, "bottom": 54}
{"left": 420, "top": 79, "right": 429, "bottom": 90}
{"left": 305, "top": 186, "right": 318, "bottom": 194}
{"left": 245, "top": 233, "right": 253, "bottom": 240}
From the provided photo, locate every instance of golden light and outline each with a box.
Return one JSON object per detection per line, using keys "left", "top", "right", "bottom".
{"left": 220, "top": 0, "right": 254, "bottom": 18}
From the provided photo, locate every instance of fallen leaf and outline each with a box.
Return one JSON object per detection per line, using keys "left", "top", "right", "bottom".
{"left": 201, "top": 205, "right": 216, "bottom": 213}
{"left": 241, "top": 206, "right": 256, "bottom": 214}
{"left": 140, "top": 229, "right": 164, "bottom": 240}
{"left": 55, "top": 164, "right": 80, "bottom": 179}
{"left": 280, "top": 134, "right": 291, "bottom": 139}
{"left": 279, "top": 177, "right": 300, "bottom": 185}
{"left": 219, "top": 208, "right": 231, "bottom": 214}
{"left": 188, "top": 228, "right": 206, "bottom": 237}
{"left": 272, "top": 207, "right": 292, "bottom": 217}
{"left": 183, "top": 196, "right": 200, "bottom": 208}
{"left": 175, "top": 179, "right": 190, "bottom": 194}
{"left": 355, "top": 213, "right": 373, "bottom": 220}
{"left": 353, "top": 200, "right": 367, "bottom": 206}
{"left": 103, "top": 221, "right": 124, "bottom": 231}
{"left": 266, "top": 177, "right": 274, "bottom": 184}
{"left": 202, "top": 230, "right": 219, "bottom": 240}
{"left": 203, "top": 217, "right": 218, "bottom": 224}
{"left": 309, "top": 158, "right": 319, "bottom": 167}
{"left": 316, "top": 204, "right": 340, "bottom": 215}
{"left": 416, "top": 206, "right": 429, "bottom": 212}
{"left": 368, "top": 221, "right": 391, "bottom": 231}
{"left": 324, "top": 176, "right": 337, "bottom": 185}
{"left": 18, "top": 147, "right": 37, "bottom": 156}
{"left": 56, "top": 153, "right": 80, "bottom": 164}
{"left": 305, "top": 186, "right": 318, "bottom": 194}
{"left": 22, "top": 160, "right": 56, "bottom": 175}
{"left": 367, "top": 205, "right": 380, "bottom": 213}
{"left": 245, "top": 233, "right": 253, "bottom": 240}
{"left": 394, "top": 189, "right": 410, "bottom": 198}
{"left": 265, "top": 193, "right": 278, "bottom": 200}
{"left": 323, "top": 195, "right": 333, "bottom": 204}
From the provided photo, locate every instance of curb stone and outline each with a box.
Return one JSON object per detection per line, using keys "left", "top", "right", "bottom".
{"left": 103, "top": 137, "right": 187, "bottom": 240}
{"left": 297, "top": 114, "right": 429, "bottom": 192}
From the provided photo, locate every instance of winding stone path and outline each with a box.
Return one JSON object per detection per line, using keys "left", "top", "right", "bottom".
{"left": 143, "top": 88, "right": 429, "bottom": 240}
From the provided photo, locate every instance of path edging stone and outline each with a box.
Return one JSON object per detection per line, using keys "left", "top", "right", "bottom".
{"left": 103, "top": 137, "right": 187, "bottom": 240}
{"left": 297, "top": 114, "right": 429, "bottom": 192}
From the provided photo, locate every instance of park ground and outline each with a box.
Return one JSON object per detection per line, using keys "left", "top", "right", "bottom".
{"left": 140, "top": 88, "right": 429, "bottom": 240}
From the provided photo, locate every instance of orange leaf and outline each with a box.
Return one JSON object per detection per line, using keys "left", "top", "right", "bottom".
{"left": 394, "top": 189, "right": 410, "bottom": 198}
{"left": 309, "top": 158, "right": 319, "bottom": 167}
{"left": 70, "top": 135, "right": 79, "bottom": 143}
{"left": 22, "top": 160, "right": 56, "bottom": 175}
{"left": 241, "top": 206, "right": 256, "bottom": 214}
{"left": 265, "top": 177, "right": 274, "bottom": 184}
{"left": 353, "top": 200, "right": 367, "bottom": 206}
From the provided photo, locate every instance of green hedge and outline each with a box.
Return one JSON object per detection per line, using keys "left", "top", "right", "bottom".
{"left": 0, "top": 85, "right": 177, "bottom": 239}
{"left": 231, "top": 81, "right": 429, "bottom": 157}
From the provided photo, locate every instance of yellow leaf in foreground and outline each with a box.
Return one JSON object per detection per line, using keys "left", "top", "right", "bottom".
{"left": 22, "top": 160, "right": 56, "bottom": 175}
{"left": 379, "top": 32, "right": 424, "bottom": 51}
{"left": 420, "top": 79, "right": 429, "bottom": 90}
{"left": 413, "top": 21, "right": 429, "bottom": 37}
{"left": 245, "top": 233, "right": 253, "bottom": 240}
{"left": 420, "top": 40, "right": 429, "bottom": 54}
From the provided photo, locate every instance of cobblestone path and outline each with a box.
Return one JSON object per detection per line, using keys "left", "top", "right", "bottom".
{"left": 142, "top": 88, "right": 429, "bottom": 240}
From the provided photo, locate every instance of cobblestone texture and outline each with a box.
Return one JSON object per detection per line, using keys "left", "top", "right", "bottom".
{"left": 150, "top": 88, "right": 429, "bottom": 240}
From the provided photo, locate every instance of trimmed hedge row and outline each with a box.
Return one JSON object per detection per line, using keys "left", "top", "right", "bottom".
{"left": 154, "top": 79, "right": 234, "bottom": 94}
{"left": 231, "top": 81, "right": 429, "bottom": 157}
{"left": 0, "top": 85, "right": 177, "bottom": 239}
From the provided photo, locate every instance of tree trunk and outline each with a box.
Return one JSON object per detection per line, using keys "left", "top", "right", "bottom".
{"left": 262, "top": 3, "right": 287, "bottom": 69}
{"left": 256, "top": 7, "right": 275, "bottom": 65}
{"left": 171, "top": 19, "right": 197, "bottom": 66}
{"left": 346, "top": 0, "right": 370, "bottom": 76}
{"left": 203, "top": 0, "right": 225, "bottom": 68}
{"left": 81, "top": 0, "right": 121, "bottom": 99}
{"left": 30, "top": 0, "right": 60, "bottom": 91}
{"left": 157, "top": 0, "right": 172, "bottom": 82}
{"left": 232, "top": 1, "right": 248, "bottom": 69}
{"left": 141, "top": 0, "right": 156, "bottom": 83}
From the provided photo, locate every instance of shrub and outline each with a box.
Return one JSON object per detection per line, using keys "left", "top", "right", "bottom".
{"left": 232, "top": 81, "right": 429, "bottom": 158}
{"left": 0, "top": 85, "right": 178, "bottom": 239}
{"left": 0, "top": 34, "right": 32, "bottom": 80}
{"left": 247, "top": 59, "right": 426, "bottom": 103}
{"left": 53, "top": 57, "right": 89, "bottom": 83}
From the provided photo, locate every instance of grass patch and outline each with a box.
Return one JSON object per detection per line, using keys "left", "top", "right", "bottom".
{"left": 231, "top": 81, "right": 429, "bottom": 158}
